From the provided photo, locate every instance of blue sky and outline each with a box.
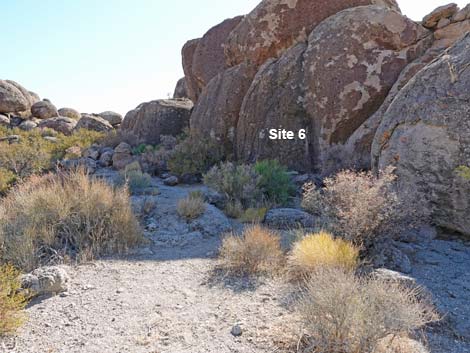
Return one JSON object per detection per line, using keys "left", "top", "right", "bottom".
{"left": 1, "top": 0, "right": 467, "bottom": 115}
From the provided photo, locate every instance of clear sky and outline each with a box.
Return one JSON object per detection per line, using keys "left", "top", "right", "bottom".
{"left": 1, "top": 0, "right": 467, "bottom": 115}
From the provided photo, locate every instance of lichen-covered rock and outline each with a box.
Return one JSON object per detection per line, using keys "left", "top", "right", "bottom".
{"left": 372, "top": 33, "right": 470, "bottom": 237}
{"left": 182, "top": 39, "right": 201, "bottom": 102}
{"left": 190, "top": 62, "right": 256, "bottom": 155}
{"left": 38, "top": 117, "right": 77, "bottom": 135}
{"left": 224, "top": 0, "right": 400, "bottom": 69}
{"left": 58, "top": 107, "right": 81, "bottom": 120}
{"left": 21, "top": 266, "right": 70, "bottom": 296}
{"left": 236, "top": 43, "right": 313, "bottom": 171}
{"left": 0, "top": 80, "right": 32, "bottom": 113}
{"left": 31, "top": 100, "right": 59, "bottom": 119}
{"left": 303, "top": 5, "right": 430, "bottom": 174}
{"left": 99, "top": 111, "right": 123, "bottom": 126}
{"left": 75, "top": 114, "right": 113, "bottom": 132}
{"left": 121, "top": 99, "right": 193, "bottom": 145}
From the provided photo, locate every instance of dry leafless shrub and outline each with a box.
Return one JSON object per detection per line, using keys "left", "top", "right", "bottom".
{"left": 301, "top": 167, "right": 427, "bottom": 250}
{"left": 0, "top": 169, "right": 143, "bottom": 272}
{"left": 297, "top": 267, "right": 439, "bottom": 353}
{"left": 288, "top": 231, "right": 359, "bottom": 281}
{"left": 218, "top": 225, "right": 284, "bottom": 275}
{"left": 177, "top": 192, "right": 206, "bottom": 220}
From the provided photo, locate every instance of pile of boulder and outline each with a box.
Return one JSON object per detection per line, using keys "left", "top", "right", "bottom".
{"left": 174, "top": 1, "right": 470, "bottom": 237}
{"left": 0, "top": 79, "right": 122, "bottom": 135}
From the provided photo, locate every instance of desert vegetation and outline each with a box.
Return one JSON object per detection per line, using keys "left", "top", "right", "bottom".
{"left": 0, "top": 169, "right": 142, "bottom": 272}
{"left": 0, "top": 264, "right": 28, "bottom": 336}
{"left": 177, "top": 191, "right": 207, "bottom": 220}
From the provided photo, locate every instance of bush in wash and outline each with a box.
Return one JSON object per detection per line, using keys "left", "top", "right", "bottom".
{"left": 297, "top": 267, "right": 438, "bottom": 353}
{"left": 168, "top": 136, "right": 224, "bottom": 177}
{"left": 0, "top": 169, "right": 143, "bottom": 272}
{"left": 0, "top": 264, "right": 27, "bottom": 336}
{"left": 288, "top": 231, "right": 359, "bottom": 280}
{"left": 117, "top": 161, "right": 152, "bottom": 194}
{"left": 254, "top": 159, "right": 295, "bottom": 206}
{"left": 218, "top": 225, "right": 283, "bottom": 275}
{"left": 301, "top": 167, "right": 426, "bottom": 249}
{"left": 177, "top": 191, "right": 206, "bottom": 220}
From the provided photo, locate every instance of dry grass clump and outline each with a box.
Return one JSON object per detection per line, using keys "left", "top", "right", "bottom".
{"left": 288, "top": 231, "right": 359, "bottom": 280}
{"left": 117, "top": 161, "right": 152, "bottom": 194}
{"left": 0, "top": 264, "right": 28, "bottom": 336}
{"left": 297, "top": 267, "right": 439, "bottom": 353}
{"left": 301, "top": 167, "right": 426, "bottom": 249}
{"left": 0, "top": 169, "right": 143, "bottom": 272}
{"left": 218, "top": 225, "right": 283, "bottom": 275}
{"left": 177, "top": 191, "right": 206, "bottom": 220}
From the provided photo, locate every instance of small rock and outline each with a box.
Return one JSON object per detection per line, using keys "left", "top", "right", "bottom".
{"left": 19, "top": 120, "right": 37, "bottom": 131}
{"left": 264, "top": 208, "right": 315, "bottom": 230}
{"left": 116, "top": 288, "right": 125, "bottom": 294}
{"left": 83, "top": 146, "right": 100, "bottom": 160}
{"left": 98, "top": 150, "right": 114, "bottom": 167}
{"left": 20, "top": 266, "right": 69, "bottom": 296}
{"left": 372, "top": 268, "right": 417, "bottom": 288}
{"left": 163, "top": 176, "right": 179, "bottom": 186}
{"left": 231, "top": 325, "right": 242, "bottom": 337}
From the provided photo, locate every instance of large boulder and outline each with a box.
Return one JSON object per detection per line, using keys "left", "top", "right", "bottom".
{"left": 99, "top": 111, "right": 123, "bottom": 127}
{"left": 121, "top": 99, "right": 193, "bottom": 145}
{"left": 173, "top": 77, "right": 188, "bottom": 99}
{"left": 191, "top": 17, "right": 243, "bottom": 97}
{"left": 58, "top": 107, "right": 81, "bottom": 120}
{"left": 0, "top": 80, "right": 32, "bottom": 113}
{"left": 75, "top": 114, "right": 114, "bottom": 132}
{"left": 182, "top": 39, "right": 201, "bottom": 102}
{"left": 302, "top": 5, "right": 430, "bottom": 174}
{"left": 236, "top": 43, "right": 313, "bottom": 171}
{"left": 372, "top": 33, "right": 470, "bottom": 237}
{"left": 422, "top": 3, "right": 459, "bottom": 29}
{"left": 224, "top": 0, "right": 401, "bottom": 69}
{"left": 31, "top": 100, "right": 59, "bottom": 120}
{"left": 190, "top": 62, "right": 257, "bottom": 155}
{"left": 38, "top": 117, "right": 77, "bottom": 135}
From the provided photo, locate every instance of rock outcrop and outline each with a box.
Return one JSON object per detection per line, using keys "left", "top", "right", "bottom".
{"left": 372, "top": 33, "right": 470, "bottom": 237}
{"left": 181, "top": 39, "right": 201, "bottom": 102}
{"left": 75, "top": 114, "right": 114, "bottom": 132}
{"left": 0, "top": 80, "right": 35, "bottom": 114}
{"left": 121, "top": 99, "right": 193, "bottom": 145}
{"left": 302, "top": 5, "right": 431, "bottom": 174}
{"left": 190, "top": 62, "right": 256, "bottom": 155}
{"left": 31, "top": 100, "right": 59, "bottom": 120}
{"left": 173, "top": 77, "right": 188, "bottom": 99}
{"left": 99, "top": 111, "right": 123, "bottom": 127}
{"left": 38, "top": 117, "right": 77, "bottom": 135}
{"left": 236, "top": 43, "right": 312, "bottom": 170}
{"left": 224, "top": 0, "right": 400, "bottom": 69}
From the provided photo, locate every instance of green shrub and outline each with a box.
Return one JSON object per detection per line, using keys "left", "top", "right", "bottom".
{"left": 0, "top": 264, "right": 27, "bottom": 336}
{"left": 117, "top": 161, "right": 152, "bottom": 194}
{"left": 0, "top": 169, "right": 143, "bottom": 272}
{"left": 456, "top": 165, "right": 470, "bottom": 180}
{"left": 0, "top": 168, "right": 17, "bottom": 195}
{"left": 254, "top": 160, "right": 294, "bottom": 206}
{"left": 204, "top": 162, "right": 261, "bottom": 208}
{"left": 168, "top": 136, "right": 224, "bottom": 176}
{"left": 239, "top": 207, "right": 268, "bottom": 224}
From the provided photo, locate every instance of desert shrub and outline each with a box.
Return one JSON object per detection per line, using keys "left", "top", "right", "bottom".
{"left": 239, "top": 207, "right": 268, "bottom": 224}
{"left": 0, "top": 169, "right": 17, "bottom": 195}
{"left": 0, "top": 127, "right": 103, "bottom": 190}
{"left": 456, "top": 165, "right": 470, "bottom": 180}
{"left": 204, "top": 162, "right": 261, "bottom": 208}
{"left": 218, "top": 225, "right": 283, "bottom": 275}
{"left": 288, "top": 231, "right": 359, "bottom": 280}
{"left": 168, "top": 136, "right": 224, "bottom": 177}
{"left": 0, "top": 169, "right": 143, "bottom": 272}
{"left": 0, "top": 264, "right": 27, "bottom": 336}
{"left": 254, "top": 160, "right": 295, "bottom": 206}
{"left": 224, "top": 200, "right": 245, "bottom": 219}
{"left": 177, "top": 192, "right": 206, "bottom": 220}
{"left": 297, "top": 267, "right": 438, "bottom": 353}
{"left": 117, "top": 161, "right": 152, "bottom": 193}
{"left": 301, "top": 167, "right": 425, "bottom": 249}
